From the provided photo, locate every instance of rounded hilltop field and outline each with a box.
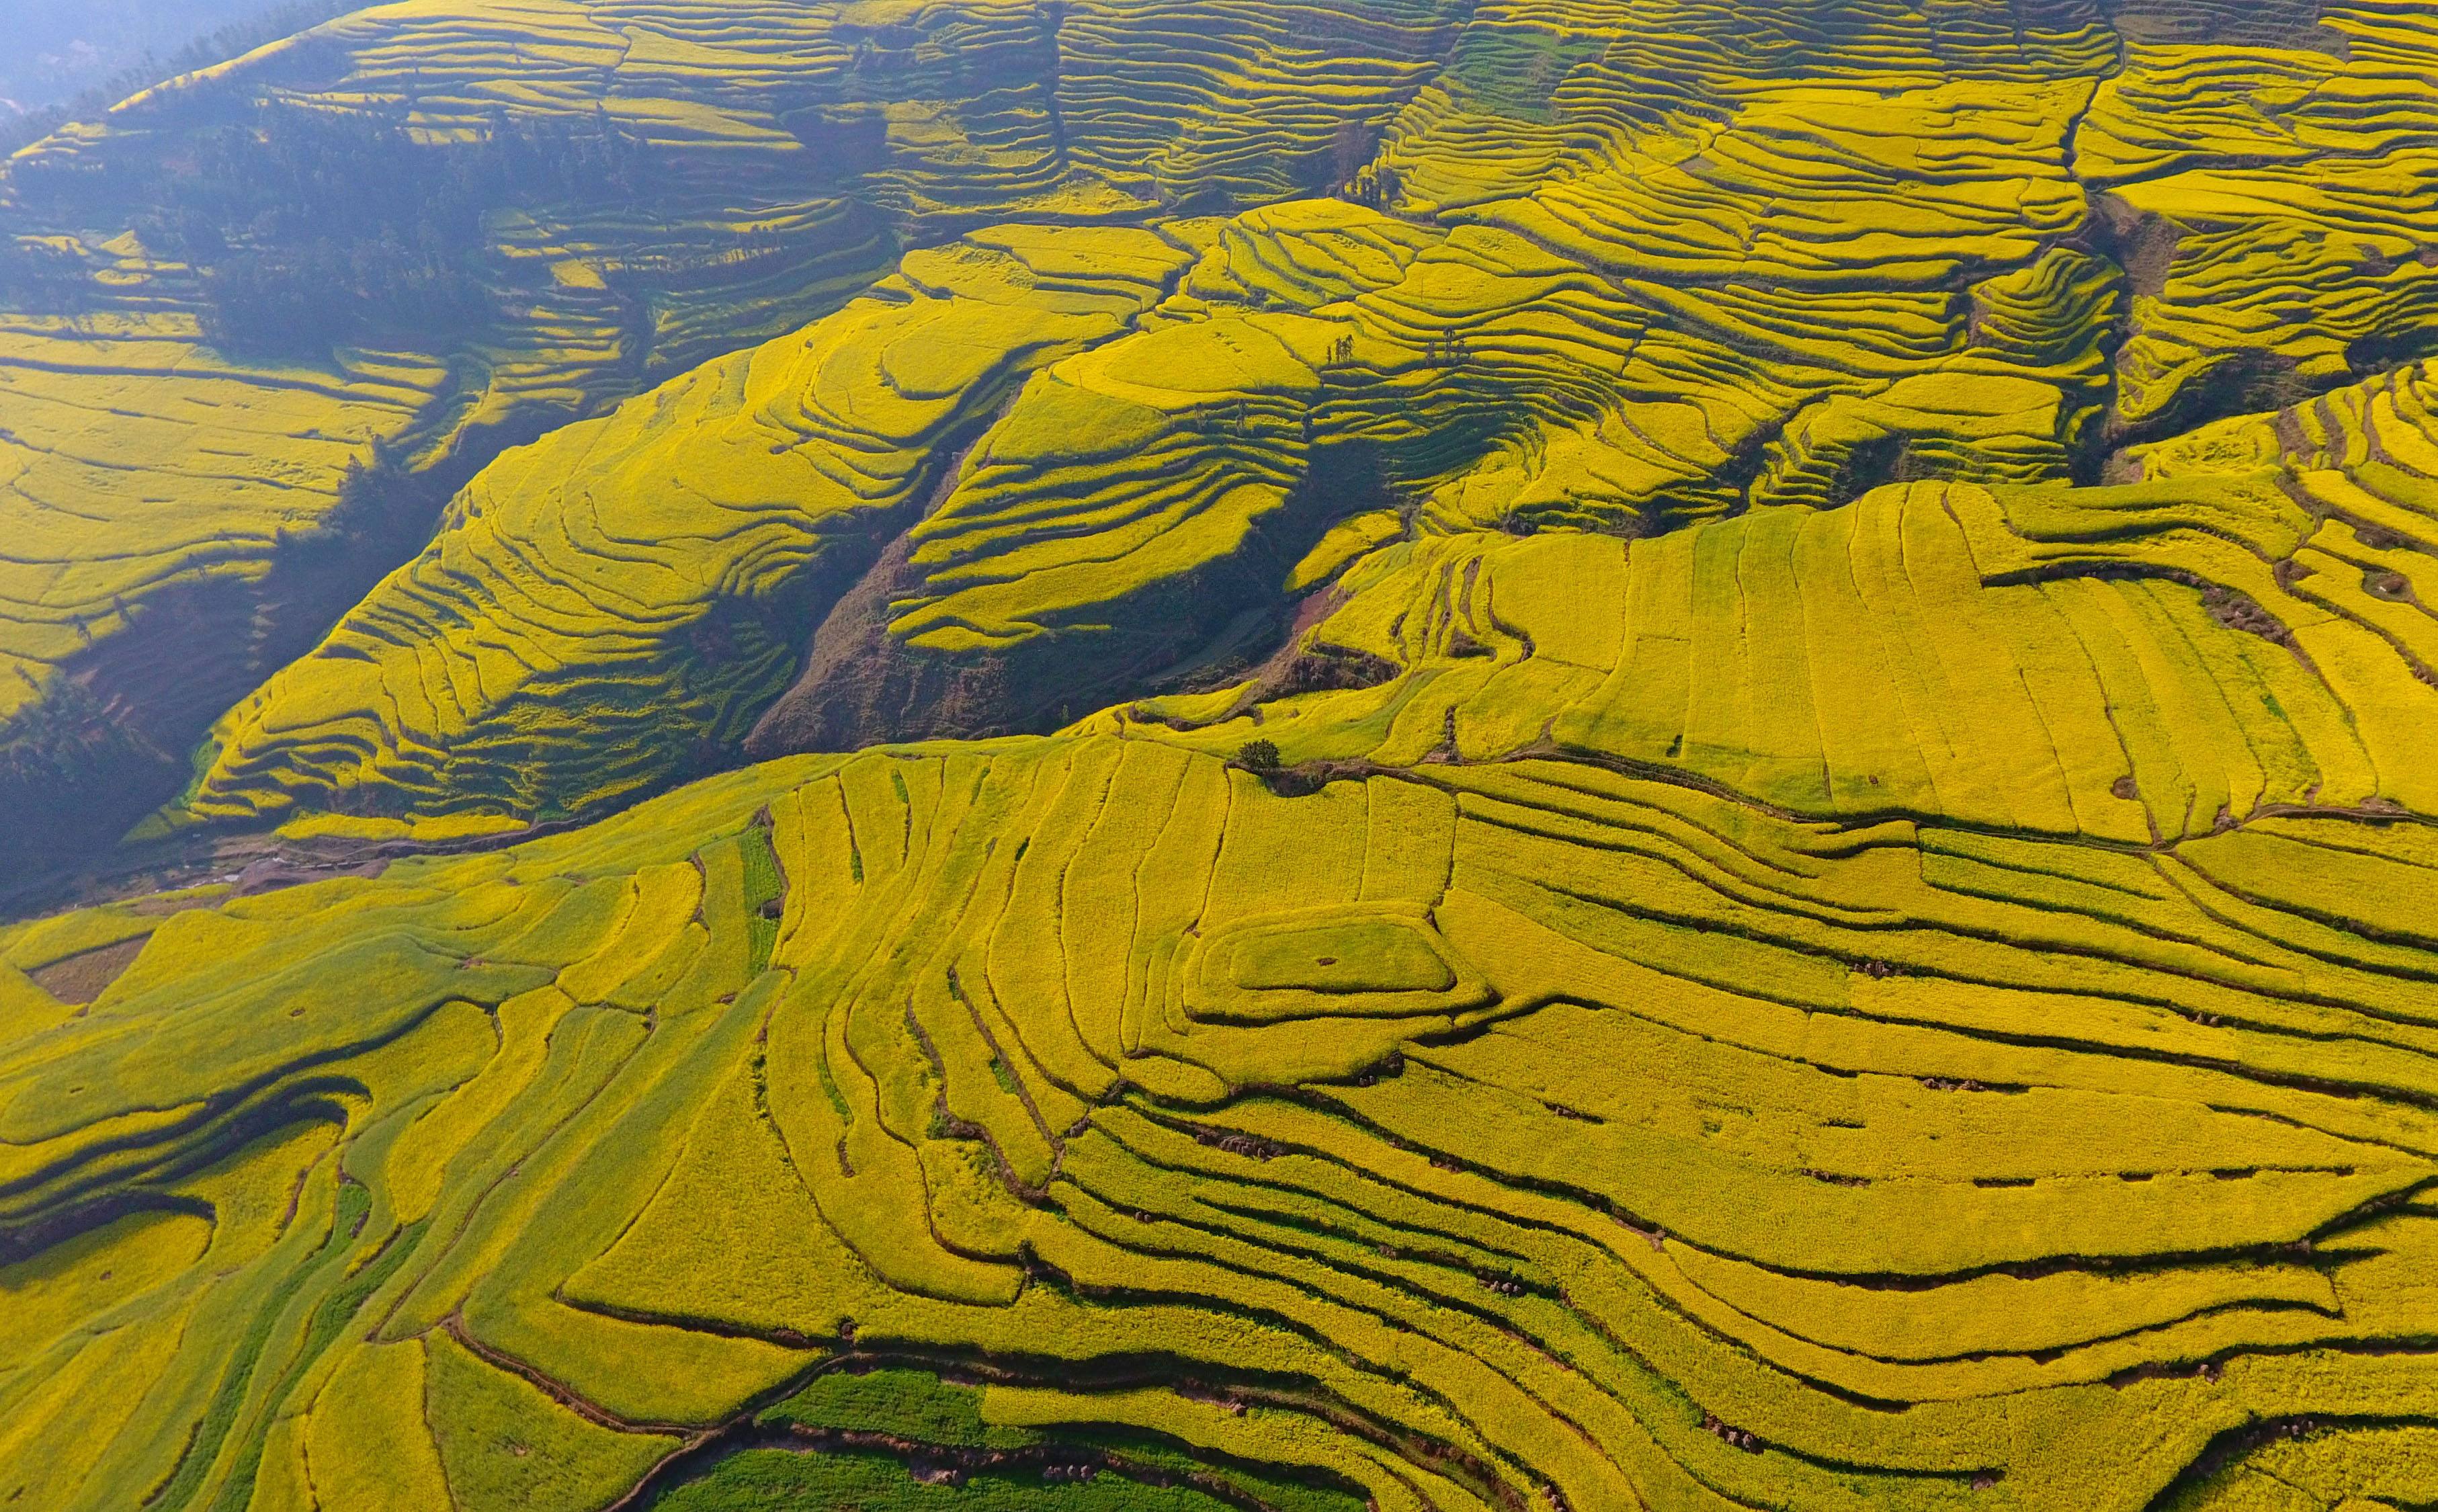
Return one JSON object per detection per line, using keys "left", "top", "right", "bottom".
{"left": 6, "top": 1, "right": 2438, "bottom": 1510}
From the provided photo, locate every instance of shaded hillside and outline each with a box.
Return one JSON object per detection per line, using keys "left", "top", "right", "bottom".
{"left": 109, "top": 0, "right": 2438, "bottom": 851}
{"left": 0, "top": 0, "right": 1467, "bottom": 875}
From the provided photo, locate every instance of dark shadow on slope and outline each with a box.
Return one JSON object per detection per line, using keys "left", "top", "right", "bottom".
{"left": 2346, "top": 323, "right": 2438, "bottom": 378}
{"left": 747, "top": 440, "right": 1395, "bottom": 757}
{"left": 0, "top": 409, "right": 564, "bottom": 888}
{"left": 2101, "top": 0, "right": 2347, "bottom": 53}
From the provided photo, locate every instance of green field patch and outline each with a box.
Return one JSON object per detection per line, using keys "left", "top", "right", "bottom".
{"left": 1181, "top": 904, "right": 1486, "bottom": 1024}
{"left": 645, "top": 1445, "right": 1241, "bottom": 1512}
{"left": 762, "top": 1368, "right": 1040, "bottom": 1451}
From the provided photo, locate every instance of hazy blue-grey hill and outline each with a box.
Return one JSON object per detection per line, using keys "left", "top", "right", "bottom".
{"left": 0, "top": 0, "right": 292, "bottom": 115}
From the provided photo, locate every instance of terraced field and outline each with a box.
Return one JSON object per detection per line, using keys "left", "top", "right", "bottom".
{"left": 9, "top": 0, "right": 2438, "bottom": 1508}
{"left": 0, "top": 0, "right": 1464, "bottom": 866}
{"left": 169, "top": 225, "right": 1191, "bottom": 830}
{"left": 11, "top": 706, "right": 2438, "bottom": 1509}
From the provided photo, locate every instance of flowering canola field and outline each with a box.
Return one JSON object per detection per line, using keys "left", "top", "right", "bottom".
{"left": 6, "top": 0, "right": 2438, "bottom": 1509}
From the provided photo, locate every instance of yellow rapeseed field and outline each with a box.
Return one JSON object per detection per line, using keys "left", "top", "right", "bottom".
{"left": 6, "top": 0, "right": 2438, "bottom": 1507}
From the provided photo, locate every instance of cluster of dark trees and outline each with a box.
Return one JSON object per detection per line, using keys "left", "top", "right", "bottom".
{"left": 1347, "top": 162, "right": 1402, "bottom": 208}
{"left": 73, "top": 103, "right": 661, "bottom": 355}
{"left": 0, "top": 237, "right": 90, "bottom": 310}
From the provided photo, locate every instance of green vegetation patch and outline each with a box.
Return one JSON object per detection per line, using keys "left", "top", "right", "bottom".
{"left": 644, "top": 1446, "right": 1238, "bottom": 1512}
{"left": 760, "top": 1369, "right": 1040, "bottom": 1452}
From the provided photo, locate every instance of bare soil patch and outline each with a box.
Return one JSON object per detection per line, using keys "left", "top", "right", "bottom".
{"left": 29, "top": 935, "right": 150, "bottom": 1005}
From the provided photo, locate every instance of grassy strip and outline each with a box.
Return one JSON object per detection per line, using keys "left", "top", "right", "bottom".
{"left": 204, "top": 1215, "right": 431, "bottom": 1511}
{"left": 146, "top": 1179, "right": 371, "bottom": 1511}
{"left": 645, "top": 1445, "right": 1242, "bottom": 1512}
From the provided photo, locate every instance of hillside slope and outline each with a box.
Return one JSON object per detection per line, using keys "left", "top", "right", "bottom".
{"left": 5, "top": 0, "right": 2438, "bottom": 1509}
{"left": 0, "top": 0, "right": 1464, "bottom": 872}
{"left": 116, "top": 0, "right": 2438, "bottom": 846}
